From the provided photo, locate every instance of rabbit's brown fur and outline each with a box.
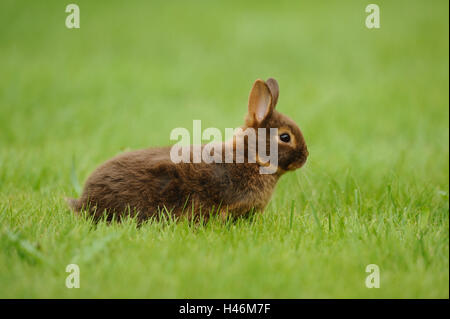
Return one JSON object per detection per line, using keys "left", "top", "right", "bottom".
{"left": 68, "top": 78, "right": 308, "bottom": 221}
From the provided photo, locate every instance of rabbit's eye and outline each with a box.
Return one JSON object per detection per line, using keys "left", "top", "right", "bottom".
{"left": 280, "top": 133, "right": 291, "bottom": 143}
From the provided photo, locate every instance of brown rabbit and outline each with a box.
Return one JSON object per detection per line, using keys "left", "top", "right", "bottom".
{"left": 67, "top": 78, "right": 308, "bottom": 221}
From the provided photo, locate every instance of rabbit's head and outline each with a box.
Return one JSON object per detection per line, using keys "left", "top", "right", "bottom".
{"left": 244, "top": 78, "right": 308, "bottom": 173}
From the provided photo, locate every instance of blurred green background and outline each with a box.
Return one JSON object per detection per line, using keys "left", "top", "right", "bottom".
{"left": 0, "top": 0, "right": 448, "bottom": 298}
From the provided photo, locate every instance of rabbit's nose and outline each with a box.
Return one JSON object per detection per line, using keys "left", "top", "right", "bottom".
{"left": 300, "top": 147, "right": 309, "bottom": 159}
{"left": 300, "top": 148, "right": 309, "bottom": 164}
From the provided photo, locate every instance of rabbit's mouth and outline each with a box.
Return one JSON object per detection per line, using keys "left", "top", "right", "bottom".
{"left": 286, "top": 150, "right": 308, "bottom": 171}
{"left": 287, "top": 160, "right": 306, "bottom": 171}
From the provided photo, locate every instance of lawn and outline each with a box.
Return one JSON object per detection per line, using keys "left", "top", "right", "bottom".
{"left": 0, "top": 0, "right": 448, "bottom": 298}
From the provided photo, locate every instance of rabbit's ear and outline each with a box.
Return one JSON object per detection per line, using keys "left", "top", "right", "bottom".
{"left": 266, "top": 78, "right": 279, "bottom": 107}
{"left": 248, "top": 79, "right": 273, "bottom": 125}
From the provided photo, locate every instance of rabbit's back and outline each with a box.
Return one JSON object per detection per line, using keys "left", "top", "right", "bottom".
{"left": 69, "top": 147, "right": 279, "bottom": 220}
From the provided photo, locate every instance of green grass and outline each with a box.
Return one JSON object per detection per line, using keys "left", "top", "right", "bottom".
{"left": 0, "top": 0, "right": 448, "bottom": 298}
